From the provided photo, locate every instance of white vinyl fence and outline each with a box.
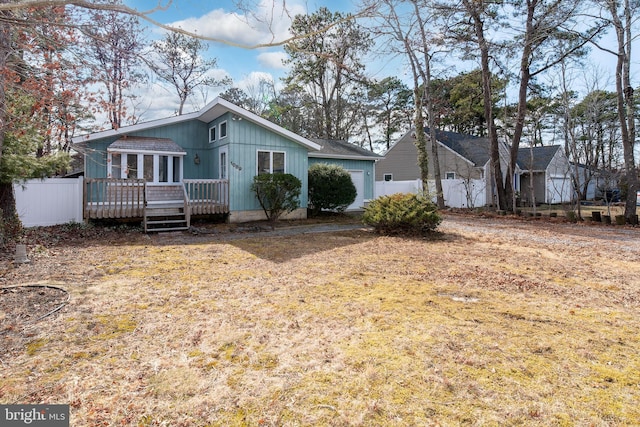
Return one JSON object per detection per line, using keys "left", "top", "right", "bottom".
{"left": 375, "top": 178, "right": 487, "bottom": 208}
{"left": 14, "top": 178, "right": 84, "bottom": 227}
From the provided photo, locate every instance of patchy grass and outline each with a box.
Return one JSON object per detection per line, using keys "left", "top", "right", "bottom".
{"left": 1, "top": 215, "right": 640, "bottom": 426}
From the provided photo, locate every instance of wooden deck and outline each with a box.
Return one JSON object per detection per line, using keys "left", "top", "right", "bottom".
{"left": 84, "top": 179, "right": 229, "bottom": 227}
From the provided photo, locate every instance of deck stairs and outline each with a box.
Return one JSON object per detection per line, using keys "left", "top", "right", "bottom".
{"left": 143, "top": 202, "right": 189, "bottom": 232}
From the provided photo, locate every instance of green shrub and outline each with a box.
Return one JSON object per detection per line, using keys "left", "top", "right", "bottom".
{"left": 363, "top": 193, "right": 441, "bottom": 235}
{"left": 308, "top": 163, "right": 357, "bottom": 216}
{"left": 251, "top": 173, "right": 302, "bottom": 223}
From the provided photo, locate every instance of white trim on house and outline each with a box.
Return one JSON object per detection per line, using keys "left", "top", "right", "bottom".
{"left": 72, "top": 97, "right": 322, "bottom": 152}
{"left": 107, "top": 148, "right": 186, "bottom": 156}
{"left": 219, "top": 120, "right": 228, "bottom": 139}
{"left": 308, "top": 153, "right": 378, "bottom": 161}
{"left": 256, "top": 149, "right": 286, "bottom": 175}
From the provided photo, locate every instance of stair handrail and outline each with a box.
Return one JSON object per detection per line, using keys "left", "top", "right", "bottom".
{"left": 182, "top": 182, "right": 191, "bottom": 229}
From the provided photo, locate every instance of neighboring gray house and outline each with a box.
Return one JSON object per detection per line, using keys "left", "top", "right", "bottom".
{"left": 517, "top": 145, "right": 572, "bottom": 205}
{"left": 375, "top": 129, "right": 510, "bottom": 208}
{"left": 377, "top": 129, "right": 573, "bottom": 208}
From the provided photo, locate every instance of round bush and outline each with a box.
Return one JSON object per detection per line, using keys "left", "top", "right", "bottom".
{"left": 308, "top": 163, "right": 357, "bottom": 215}
{"left": 363, "top": 193, "right": 441, "bottom": 235}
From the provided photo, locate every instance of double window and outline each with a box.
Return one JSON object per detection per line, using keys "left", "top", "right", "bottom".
{"left": 209, "top": 120, "right": 228, "bottom": 143}
{"left": 257, "top": 150, "right": 285, "bottom": 175}
{"left": 108, "top": 152, "right": 183, "bottom": 183}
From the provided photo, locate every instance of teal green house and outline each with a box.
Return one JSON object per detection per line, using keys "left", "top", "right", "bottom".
{"left": 73, "top": 98, "right": 380, "bottom": 230}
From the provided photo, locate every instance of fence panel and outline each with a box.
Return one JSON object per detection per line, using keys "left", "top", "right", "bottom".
{"left": 14, "top": 178, "right": 83, "bottom": 227}
{"left": 375, "top": 179, "right": 423, "bottom": 198}
{"left": 375, "top": 178, "right": 486, "bottom": 208}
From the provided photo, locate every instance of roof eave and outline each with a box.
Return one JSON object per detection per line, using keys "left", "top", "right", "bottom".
{"left": 309, "top": 153, "right": 382, "bottom": 161}
{"left": 198, "top": 97, "right": 322, "bottom": 151}
{"left": 107, "top": 147, "right": 186, "bottom": 156}
{"left": 71, "top": 112, "right": 199, "bottom": 144}
{"left": 72, "top": 97, "right": 321, "bottom": 151}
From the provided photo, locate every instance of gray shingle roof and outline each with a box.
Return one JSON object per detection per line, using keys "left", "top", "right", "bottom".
{"left": 310, "top": 138, "right": 382, "bottom": 159}
{"left": 107, "top": 136, "right": 186, "bottom": 154}
{"left": 516, "top": 145, "right": 560, "bottom": 171}
{"left": 426, "top": 128, "right": 491, "bottom": 167}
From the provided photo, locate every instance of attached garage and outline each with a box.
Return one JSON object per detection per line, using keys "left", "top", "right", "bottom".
{"left": 347, "top": 170, "right": 365, "bottom": 210}
{"left": 309, "top": 139, "right": 382, "bottom": 211}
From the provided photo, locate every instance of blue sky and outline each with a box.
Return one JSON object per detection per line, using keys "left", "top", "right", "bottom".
{"left": 125, "top": 0, "right": 362, "bottom": 120}
{"left": 122, "top": 0, "right": 638, "bottom": 123}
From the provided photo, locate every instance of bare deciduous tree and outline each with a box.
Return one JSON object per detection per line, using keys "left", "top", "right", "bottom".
{"left": 368, "top": 0, "right": 447, "bottom": 207}
{"left": 592, "top": 0, "right": 639, "bottom": 220}
{"left": 150, "top": 32, "right": 230, "bottom": 115}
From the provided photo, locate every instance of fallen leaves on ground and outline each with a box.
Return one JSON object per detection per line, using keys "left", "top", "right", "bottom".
{"left": 1, "top": 214, "right": 639, "bottom": 426}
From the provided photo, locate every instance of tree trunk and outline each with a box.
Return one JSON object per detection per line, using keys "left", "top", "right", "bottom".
{"left": 620, "top": 0, "right": 638, "bottom": 219}
{"left": 411, "top": 0, "right": 444, "bottom": 208}
{"left": 505, "top": 1, "right": 536, "bottom": 213}
{"left": 0, "top": 182, "right": 22, "bottom": 245}
{"left": 465, "top": 0, "right": 507, "bottom": 210}
{"left": 0, "top": 1, "right": 10, "bottom": 169}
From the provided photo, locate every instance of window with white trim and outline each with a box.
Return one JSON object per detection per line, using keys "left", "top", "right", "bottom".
{"left": 108, "top": 152, "right": 183, "bottom": 183}
{"left": 209, "top": 126, "right": 216, "bottom": 142}
{"left": 219, "top": 149, "right": 228, "bottom": 179}
{"left": 446, "top": 172, "right": 456, "bottom": 180}
{"left": 257, "top": 150, "right": 285, "bottom": 175}
{"left": 384, "top": 173, "right": 393, "bottom": 181}
{"left": 219, "top": 121, "right": 228, "bottom": 139}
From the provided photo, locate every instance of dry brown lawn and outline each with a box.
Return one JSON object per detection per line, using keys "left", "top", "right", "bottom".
{"left": 1, "top": 214, "right": 640, "bottom": 426}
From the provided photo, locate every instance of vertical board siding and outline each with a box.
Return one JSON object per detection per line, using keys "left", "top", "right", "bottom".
{"left": 14, "top": 178, "right": 84, "bottom": 227}
{"left": 309, "top": 158, "right": 376, "bottom": 201}
{"left": 226, "top": 118, "right": 310, "bottom": 212}
{"left": 81, "top": 111, "right": 314, "bottom": 218}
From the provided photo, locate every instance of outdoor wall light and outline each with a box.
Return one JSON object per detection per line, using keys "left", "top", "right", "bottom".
{"left": 194, "top": 153, "right": 200, "bottom": 165}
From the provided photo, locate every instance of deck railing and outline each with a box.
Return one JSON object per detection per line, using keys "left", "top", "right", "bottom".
{"left": 84, "top": 178, "right": 146, "bottom": 219}
{"left": 84, "top": 178, "right": 229, "bottom": 221}
{"left": 183, "top": 179, "right": 229, "bottom": 219}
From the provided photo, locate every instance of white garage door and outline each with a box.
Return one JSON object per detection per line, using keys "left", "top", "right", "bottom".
{"left": 348, "top": 170, "right": 365, "bottom": 210}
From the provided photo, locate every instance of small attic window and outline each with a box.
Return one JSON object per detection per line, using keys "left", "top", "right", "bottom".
{"left": 219, "top": 121, "right": 228, "bottom": 139}
{"left": 446, "top": 172, "right": 456, "bottom": 180}
{"left": 384, "top": 173, "right": 393, "bottom": 181}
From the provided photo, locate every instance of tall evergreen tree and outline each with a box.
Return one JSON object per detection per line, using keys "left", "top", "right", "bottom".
{"left": 283, "top": 7, "right": 373, "bottom": 140}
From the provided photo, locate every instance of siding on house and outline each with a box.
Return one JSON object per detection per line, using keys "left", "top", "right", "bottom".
{"left": 517, "top": 145, "right": 571, "bottom": 204}
{"left": 375, "top": 130, "right": 490, "bottom": 182}
{"left": 83, "top": 120, "right": 209, "bottom": 180}
{"left": 213, "top": 114, "right": 311, "bottom": 214}
{"left": 308, "top": 157, "right": 376, "bottom": 204}
{"left": 308, "top": 138, "right": 382, "bottom": 207}
{"left": 75, "top": 98, "right": 389, "bottom": 222}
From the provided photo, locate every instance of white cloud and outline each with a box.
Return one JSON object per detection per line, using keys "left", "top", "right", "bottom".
{"left": 134, "top": 66, "right": 232, "bottom": 121}
{"left": 236, "top": 71, "right": 274, "bottom": 91}
{"left": 257, "top": 51, "right": 288, "bottom": 70}
{"left": 168, "top": 0, "right": 306, "bottom": 48}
